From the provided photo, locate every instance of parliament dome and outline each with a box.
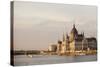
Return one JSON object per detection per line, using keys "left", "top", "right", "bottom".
{"left": 70, "top": 24, "right": 78, "bottom": 35}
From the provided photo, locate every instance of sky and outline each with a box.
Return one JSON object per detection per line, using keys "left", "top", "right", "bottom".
{"left": 13, "top": 1, "right": 97, "bottom": 50}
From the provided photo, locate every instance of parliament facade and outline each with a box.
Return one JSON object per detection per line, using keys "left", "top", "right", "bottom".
{"left": 49, "top": 24, "right": 97, "bottom": 55}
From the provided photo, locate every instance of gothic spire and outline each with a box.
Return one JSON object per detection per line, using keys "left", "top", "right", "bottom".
{"left": 63, "top": 33, "right": 65, "bottom": 41}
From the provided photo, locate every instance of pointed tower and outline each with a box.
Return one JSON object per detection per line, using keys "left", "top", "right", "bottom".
{"left": 62, "top": 33, "right": 67, "bottom": 54}
{"left": 62, "top": 33, "right": 65, "bottom": 41}
{"left": 66, "top": 33, "right": 69, "bottom": 41}
{"left": 71, "top": 24, "right": 78, "bottom": 35}
{"left": 70, "top": 24, "right": 78, "bottom": 41}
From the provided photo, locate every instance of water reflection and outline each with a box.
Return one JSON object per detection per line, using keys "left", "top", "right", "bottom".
{"left": 14, "top": 55, "right": 97, "bottom": 66}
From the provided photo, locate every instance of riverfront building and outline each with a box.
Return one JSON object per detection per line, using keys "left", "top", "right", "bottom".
{"left": 56, "top": 24, "right": 97, "bottom": 55}
{"left": 48, "top": 44, "right": 57, "bottom": 52}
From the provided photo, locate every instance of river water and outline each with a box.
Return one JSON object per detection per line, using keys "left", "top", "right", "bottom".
{"left": 14, "top": 55, "right": 97, "bottom": 66}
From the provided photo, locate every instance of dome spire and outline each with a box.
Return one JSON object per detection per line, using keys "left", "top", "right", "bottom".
{"left": 73, "top": 24, "right": 75, "bottom": 28}
{"left": 70, "top": 23, "right": 78, "bottom": 35}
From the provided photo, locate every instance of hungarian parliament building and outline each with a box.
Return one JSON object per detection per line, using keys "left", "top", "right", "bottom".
{"left": 48, "top": 24, "right": 97, "bottom": 55}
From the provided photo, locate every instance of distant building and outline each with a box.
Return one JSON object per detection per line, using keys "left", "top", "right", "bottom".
{"left": 56, "top": 24, "right": 97, "bottom": 55}
{"left": 48, "top": 44, "right": 57, "bottom": 52}
{"left": 86, "top": 37, "right": 97, "bottom": 50}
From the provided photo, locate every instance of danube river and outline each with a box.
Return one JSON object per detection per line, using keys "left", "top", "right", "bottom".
{"left": 14, "top": 55, "right": 97, "bottom": 66}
